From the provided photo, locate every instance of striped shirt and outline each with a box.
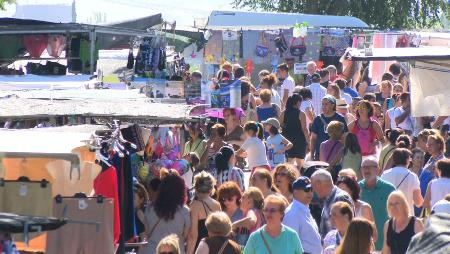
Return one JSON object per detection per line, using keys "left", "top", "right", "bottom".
{"left": 307, "top": 83, "right": 327, "bottom": 116}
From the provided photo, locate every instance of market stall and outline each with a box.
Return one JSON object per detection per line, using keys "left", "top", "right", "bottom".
{"left": 0, "top": 97, "right": 202, "bottom": 253}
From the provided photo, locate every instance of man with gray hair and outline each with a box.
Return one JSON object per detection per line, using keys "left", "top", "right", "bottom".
{"left": 359, "top": 156, "right": 395, "bottom": 251}
{"left": 311, "top": 169, "right": 353, "bottom": 238}
{"left": 304, "top": 61, "right": 317, "bottom": 87}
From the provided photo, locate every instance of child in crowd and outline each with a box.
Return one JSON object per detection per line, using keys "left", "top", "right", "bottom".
{"left": 237, "top": 121, "right": 270, "bottom": 174}
{"left": 263, "top": 118, "right": 293, "bottom": 168}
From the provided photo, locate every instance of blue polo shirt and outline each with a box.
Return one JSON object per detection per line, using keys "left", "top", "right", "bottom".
{"left": 343, "top": 87, "right": 359, "bottom": 98}
{"left": 359, "top": 178, "right": 395, "bottom": 251}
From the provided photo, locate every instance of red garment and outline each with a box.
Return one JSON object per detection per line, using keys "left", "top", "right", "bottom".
{"left": 94, "top": 166, "right": 121, "bottom": 244}
{"left": 23, "top": 35, "right": 48, "bottom": 58}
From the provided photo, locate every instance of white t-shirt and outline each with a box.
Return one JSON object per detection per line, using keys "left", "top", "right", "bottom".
{"left": 430, "top": 178, "right": 450, "bottom": 207}
{"left": 381, "top": 166, "right": 421, "bottom": 215}
{"left": 307, "top": 83, "right": 327, "bottom": 116}
{"left": 393, "top": 107, "right": 414, "bottom": 131}
{"left": 241, "top": 136, "right": 269, "bottom": 170}
{"left": 271, "top": 88, "right": 282, "bottom": 107}
{"left": 281, "top": 76, "right": 295, "bottom": 99}
{"left": 387, "top": 107, "right": 398, "bottom": 129}
{"left": 301, "top": 100, "right": 313, "bottom": 127}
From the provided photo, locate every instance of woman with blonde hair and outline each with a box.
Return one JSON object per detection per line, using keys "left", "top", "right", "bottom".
{"left": 232, "top": 187, "right": 265, "bottom": 246}
{"left": 195, "top": 212, "right": 241, "bottom": 254}
{"left": 243, "top": 195, "right": 303, "bottom": 254}
{"left": 273, "top": 163, "right": 298, "bottom": 203}
{"left": 187, "top": 171, "right": 221, "bottom": 254}
{"left": 382, "top": 191, "right": 424, "bottom": 254}
{"left": 335, "top": 218, "right": 375, "bottom": 254}
{"left": 156, "top": 234, "right": 181, "bottom": 254}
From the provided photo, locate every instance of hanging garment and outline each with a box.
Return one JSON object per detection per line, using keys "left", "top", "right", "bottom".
{"left": 127, "top": 48, "right": 135, "bottom": 69}
{"left": 0, "top": 181, "right": 53, "bottom": 243}
{"left": 47, "top": 35, "right": 67, "bottom": 58}
{"left": 94, "top": 166, "right": 121, "bottom": 244}
{"left": 67, "top": 36, "right": 82, "bottom": 73}
{"left": 0, "top": 35, "right": 24, "bottom": 59}
{"left": 46, "top": 198, "right": 114, "bottom": 254}
{"left": 121, "top": 124, "right": 145, "bottom": 152}
{"left": 46, "top": 160, "right": 101, "bottom": 197}
{"left": 23, "top": 35, "right": 48, "bottom": 58}
{"left": 112, "top": 153, "right": 136, "bottom": 242}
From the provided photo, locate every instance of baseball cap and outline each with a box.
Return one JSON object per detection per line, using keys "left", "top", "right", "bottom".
{"left": 262, "top": 118, "right": 280, "bottom": 129}
{"left": 292, "top": 176, "right": 312, "bottom": 191}
{"left": 311, "top": 72, "right": 321, "bottom": 80}
{"left": 323, "top": 94, "right": 337, "bottom": 105}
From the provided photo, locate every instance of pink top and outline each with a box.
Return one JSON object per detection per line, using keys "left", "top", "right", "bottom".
{"left": 352, "top": 120, "right": 377, "bottom": 156}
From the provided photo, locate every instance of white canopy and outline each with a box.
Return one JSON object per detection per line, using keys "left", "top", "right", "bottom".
{"left": 206, "top": 10, "right": 369, "bottom": 30}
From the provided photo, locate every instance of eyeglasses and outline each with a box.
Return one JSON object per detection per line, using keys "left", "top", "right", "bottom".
{"left": 263, "top": 208, "right": 281, "bottom": 214}
{"left": 361, "top": 165, "right": 378, "bottom": 169}
{"left": 159, "top": 252, "right": 175, "bottom": 254}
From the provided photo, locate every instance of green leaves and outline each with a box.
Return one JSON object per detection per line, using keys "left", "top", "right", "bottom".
{"left": 0, "top": 0, "right": 15, "bottom": 11}
{"left": 231, "top": 0, "right": 449, "bottom": 29}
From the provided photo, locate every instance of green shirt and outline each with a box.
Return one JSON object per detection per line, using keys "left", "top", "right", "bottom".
{"left": 244, "top": 225, "right": 304, "bottom": 254}
{"left": 183, "top": 139, "right": 206, "bottom": 159}
{"left": 359, "top": 178, "right": 395, "bottom": 251}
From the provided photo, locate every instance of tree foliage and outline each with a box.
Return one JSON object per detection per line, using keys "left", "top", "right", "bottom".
{"left": 0, "top": 0, "right": 15, "bottom": 11}
{"left": 233, "top": 0, "right": 450, "bottom": 29}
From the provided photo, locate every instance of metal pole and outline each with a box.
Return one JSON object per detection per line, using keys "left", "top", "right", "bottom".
{"left": 89, "top": 29, "right": 96, "bottom": 75}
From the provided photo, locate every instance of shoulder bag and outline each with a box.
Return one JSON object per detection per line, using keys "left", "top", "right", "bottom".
{"left": 260, "top": 230, "right": 273, "bottom": 254}
{"left": 255, "top": 32, "right": 269, "bottom": 57}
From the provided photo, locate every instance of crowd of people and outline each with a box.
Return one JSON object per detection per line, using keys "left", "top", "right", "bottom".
{"left": 136, "top": 59, "right": 450, "bottom": 254}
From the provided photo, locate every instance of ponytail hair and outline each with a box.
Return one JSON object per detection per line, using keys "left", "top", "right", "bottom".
{"left": 215, "top": 146, "right": 234, "bottom": 173}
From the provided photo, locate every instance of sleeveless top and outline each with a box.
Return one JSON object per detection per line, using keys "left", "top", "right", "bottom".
{"left": 203, "top": 236, "right": 241, "bottom": 254}
{"left": 387, "top": 216, "right": 416, "bottom": 254}
{"left": 195, "top": 200, "right": 212, "bottom": 249}
{"left": 282, "top": 109, "right": 306, "bottom": 142}
{"left": 256, "top": 104, "right": 277, "bottom": 122}
{"left": 352, "top": 120, "right": 377, "bottom": 156}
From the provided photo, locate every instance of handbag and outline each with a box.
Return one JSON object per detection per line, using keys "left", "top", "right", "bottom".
{"left": 255, "top": 32, "right": 269, "bottom": 57}
{"left": 274, "top": 31, "right": 288, "bottom": 54}
{"left": 290, "top": 37, "right": 307, "bottom": 57}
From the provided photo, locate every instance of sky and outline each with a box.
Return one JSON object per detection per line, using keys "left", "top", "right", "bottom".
{"left": 0, "top": 0, "right": 240, "bottom": 28}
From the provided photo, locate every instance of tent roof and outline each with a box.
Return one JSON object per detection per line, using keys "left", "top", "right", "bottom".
{"left": 206, "top": 10, "right": 369, "bottom": 30}
{"left": 0, "top": 98, "right": 196, "bottom": 124}
{"left": 347, "top": 47, "right": 450, "bottom": 61}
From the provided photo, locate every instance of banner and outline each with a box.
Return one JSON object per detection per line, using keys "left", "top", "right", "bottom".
{"left": 211, "top": 79, "right": 241, "bottom": 108}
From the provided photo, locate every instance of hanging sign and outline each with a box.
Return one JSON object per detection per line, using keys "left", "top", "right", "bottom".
{"left": 211, "top": 79, "right": 241, "bottom": 108}
{"left": 294, "top": 62, "right": 308, "bottom": 74}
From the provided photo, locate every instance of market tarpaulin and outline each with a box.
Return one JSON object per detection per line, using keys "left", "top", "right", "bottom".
{"left": 410, "top": 59, "right": 450, "bottom": 117}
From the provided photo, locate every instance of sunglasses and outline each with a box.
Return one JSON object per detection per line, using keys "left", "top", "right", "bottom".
{"left": 263, "top": 208, "right": 281, "bottom": 214}
{"left": 301, "top": 186, "right": 313, "bottom": 192}
{"left": 159, "top": 252, "right": 175, "bottom": 254}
